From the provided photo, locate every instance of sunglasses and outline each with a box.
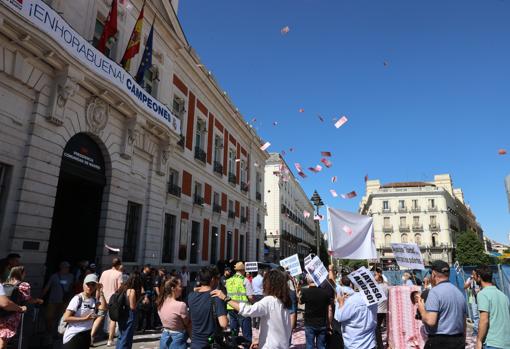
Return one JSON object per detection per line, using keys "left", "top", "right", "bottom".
{"left": 86, "top": 282, "right": 97, "bottom": 287}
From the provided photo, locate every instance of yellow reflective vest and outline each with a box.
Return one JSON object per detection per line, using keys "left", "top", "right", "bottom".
{"left": 225, "top": 273, "right": 248, "bottom": 310}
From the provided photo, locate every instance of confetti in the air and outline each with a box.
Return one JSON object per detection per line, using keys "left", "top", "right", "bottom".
{"left": 308, "top": 165, "right": 322, "bottom": 173}
{"left": 331, "top": 176, "right": 337, "bottom": 183}
{"left": 289, "top": 147, "right": 294, "bottom": 152}
{"left": 364, "top": 174, "right": 369, "bottom": 182}
{"left": 298, "top": 108, "right": 305, "bottom": 113}
{"left": 383, "top": 60, "right": 389, "bottom": 67}
{"left": 260, "top": 142, "right": 271, "bottom": 151}
{"left": 335, "top": 116, "right": 348, "bottom": 129}
{"left": 330, "top": 189, "right": 338, "bottom": 198}
{"left": 298, "top": 171, "right": 307, "bottom": 179}
{"left": 281, "top": 26, "right": 290, "bottom": 35}
{"left": 317, "top": 114, "right": 324, "bottom": 122}
{"left": 343, "top": 225, "right": 353, "bottom": 236}
{"left": 321, "top": 151, "right": 332, "bottom": 157}
{"left": 321, "top": 158, "right": 332, "bottom": 168}
{"left": 273, "top": 121, "right": 278, "bottom": 126}
{"left": 303, "top": 210, "right": 311, "bottom": 218}
{"left": 235, "top": 159, "right": 241, "bottom": 163}
{"left": 314, "top": 214, "right": 324, "bottom": 221}
{"left": 341, "top": 191, "right": 357, "bottom": 199}
{"left": 294, "top": 163, "right": 304, "bottom": 173}
{"left": 251, "top": 117, "right": 257, "bottom": 123}
{"left": 498, "top": 149, "right": 507, "bottom": 155}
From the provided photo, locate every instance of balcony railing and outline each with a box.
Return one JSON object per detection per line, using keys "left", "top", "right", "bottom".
{"left": 213, "top": 161, "right": 223, "bottom": 175}
{"left": 228, "top": 173, "right": 237, "bottom": 185}
{"left": 382, "top": 208, "right": 391, "bottom": 213}
{"left": 382, "top": 226, "right": 393, "bottom": 233}
{"left": 429, "top": 224, "right": 440, "bottom": 231}
{"left": 412, "top": 224, "right": 424, "bottom": 232}
{"left": 194, "top": 147, "right": 207, "bottom": 163}
{"left": 428, "top": 206, "right": 438, "bottom": 212}
{"left": 399, "top": 224, "right": 410, "bottom": 232}
{"left": 177, "top": 135, "right": 185, "bottom": 149}
{"left": 256, "top": 192, "right": 262, "bottom": 201}
{"left": 193, "top": 194, "right": 204, "bottom": 206}
{"left": 398, "top": 207, "right": 408, "bottom": 213}
{"left": 228, "top": 210, "right": 235, "bottom": 219}
{"left": 241, "top": 216, "right": 248, "bottom": 224}
{"left": 241, "top": 181, "right": 249, "bottom": 192}
{"left": 411, "top": 206, "right": 421, "bottom": 212}
{"left": 167, "top": 183, "right": 181, "bottom": 197}
{"left": 213, "top": 204, "right": 222, "bottom": 213}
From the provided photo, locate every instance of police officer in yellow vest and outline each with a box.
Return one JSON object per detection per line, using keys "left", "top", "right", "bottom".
{"left": 226, "top": 262, "right": 254, "bottom": 343}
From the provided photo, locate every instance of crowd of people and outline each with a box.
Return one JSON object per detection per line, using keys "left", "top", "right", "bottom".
{"left": 0, "top": 253, "right": 509, "bottom": 349}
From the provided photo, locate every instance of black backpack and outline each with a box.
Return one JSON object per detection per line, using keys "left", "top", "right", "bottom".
{"left": 0, "top": 282, "right": 22, "bottom": 318}
{"left": 108, "top": 290, "right": 128, "bottom": 321}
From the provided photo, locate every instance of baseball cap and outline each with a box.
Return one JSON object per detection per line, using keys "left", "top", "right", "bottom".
{"left": 234, "top": 262, "right": 245, "bottom": 271}
{"left": 431, "top": 260, "right": 450, "bottom": 274}
{"left": 84, "top": 274, "right": 98, "bottom": 284}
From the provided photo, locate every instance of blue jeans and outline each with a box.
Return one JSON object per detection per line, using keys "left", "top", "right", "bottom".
{"left": 304, "top": 325, "right": 327, "bottom": 349}
{"left": 116, "top": 310, "right": 136, "bottom": 349}
{"left": 228, "top": 310, "right": 252, "bottom": 342}
{"left": 160, "top": 330, "right": 188, "bottom": 349}
{"left": 471, "top": 301, "right": 479, "bottom": 336}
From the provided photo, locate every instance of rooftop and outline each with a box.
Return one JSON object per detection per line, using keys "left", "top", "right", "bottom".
{"left": 380, "top": 181, "right": 435, "bottom": 189}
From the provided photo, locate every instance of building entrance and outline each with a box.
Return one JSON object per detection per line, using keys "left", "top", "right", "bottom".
{"left": 46, "top": 133, "right": 106, "bottom": 276}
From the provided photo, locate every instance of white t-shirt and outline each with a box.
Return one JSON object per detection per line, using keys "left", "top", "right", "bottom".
{"left": 239, "top": 295, "right": 291, "bottom": 349}
{"left": 63, "top": 294, "right": 97, "bottom": 344}
{"left": 180, "top": 272, "right": 189, "bottom": 287}
{"left": 0, "top": 284, "right": 5, "bottom": 296}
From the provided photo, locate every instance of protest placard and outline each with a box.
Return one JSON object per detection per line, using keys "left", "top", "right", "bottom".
{"left": 245, "top": 262, "right": 258, "bottom": 273}
{"left": 279, "top": 254, "right": 302, "bottom": 277}
{"left": 390, "top": 243, "right": 425, "bottom": 270}
{"left": 304, "top": 256, "right": 328, "bottom": 287}
{"left": 347, "top": 266, "right": 387, "bottom": 306}
{"left": 304, "top": 254, "right": 313, "bottom": 267}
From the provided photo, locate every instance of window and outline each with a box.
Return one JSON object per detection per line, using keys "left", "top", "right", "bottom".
{"left": 194, "top": 182, "right": 203, "bottom": 205}
{"left": 92, "top": 18, "right": 115, "bottom": 58}
{"left": 256, "top": 238, "right": 260, "bottom": 261}
{"left": 140, "top": 66, "right": 158, "bottom": 96}
{"left": 178, "top": 220, "right": 188, "bottom": 260}
{"left": 383, "top": 217, "right": 390, "bottom": 227}
{"left": 430, "top": 215, "right": 437, "bottom": 226}
{"left": 401, "top": 234, "right": 408, "bottom": 243}
{"left": 162, "top": 214, "right": 176, "bottom": 263}
{"left": 226, "top": 231, "right": 233, "bottom": 260}
{"left": 172, "top": 95, "right": 186, "bottom": 119}
{"left": 385, "top": 234, "right": 391, "bottom": 245}
{"left": 213, "top": 192, "right": 220, "bottom": 206}
{"left": 429, "top": 199, "right": 435, "bottom": 208}
{"left": 228, "top": 149, "right": 236, "bottom": 174}
{"left": 383, "top": 201, "right": 389, "bottom": 210}
{"left": 239, "top": 234, "right": 245, "bottom": 260}
{"left": 432, "top": 233, "right": 438, "bottom": 247}
{"left": 412, "top": 199, "right": 418, "bottom": 209}
{"left": 214, "top": 135, "right": 223, "bottom": 164}
{"left": 415, "top": 234, "right": 421, "bottom": 245}
{"left": 256, "top": 172, "right": 261, "bottom": 193}
{"left": 399, "top": 200, "right": 405, "bottom": 209}
{"left": 413, "top": 216, "right": 419, "bottom": 226}
{"left": 211, "top": 226, "right": 218, "bottom": 264}
{"left": 228, "top": 200, "right": 234, "bottom": 212}
{"left": 167, "top": 168, "right": 180, "bottom": 196}
{"left": 400, "top": 216, "right": 407, "bottom": 226}
{"left": 195, "top": 119, "right": 206, "bottom": 150}
{"left": 190, "top": 221, "right": 200, "bottom": 264}
{"left": 123, "top": 202, "right": 142, "bottom": 262}
{"left": 240, "top": 160, "right": 247, "bottom": 183}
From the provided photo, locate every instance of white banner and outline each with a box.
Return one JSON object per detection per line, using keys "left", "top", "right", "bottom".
{"left": 279, "top": 254, "right": 302, "bottom": 277}
{"left": 245, "top": 262, "right": 258, "bottom": 273}
{"left": 1, "top": 0, "right": 180, "bottom": 134}
{"left": 347, "top": 266, "right": 387, "bottom": 306}
{"left": 391, "top": 243, "right": 425, "bottom": 270}
{"left": 304, "top": 256, "right": 328, "bottom": 287}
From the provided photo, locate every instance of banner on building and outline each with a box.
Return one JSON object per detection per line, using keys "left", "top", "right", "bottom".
{"left": 279, "top": 254, "right": 302, "bottom": 277}
{"left": 347, "top": 266, "right": 387, "bottom": 306}
{"left": 304, "top": 256, "right": 328, "bottom": 287}
{"left": 391, "top": 243, "right": 425, "bottom": 270}
{"left": 0, "top": 0, "right": 180, "bottom": 134}
{"left": 245, "top": 262, "right": 258, "bottom": 273}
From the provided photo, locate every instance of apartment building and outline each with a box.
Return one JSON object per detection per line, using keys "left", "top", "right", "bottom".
{"left": 0, "top": 0, "right": 267, "bottom": 289}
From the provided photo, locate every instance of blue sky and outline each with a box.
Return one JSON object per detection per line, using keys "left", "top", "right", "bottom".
{"left": 178, "top": 0, "right": 510, "bottom": 244}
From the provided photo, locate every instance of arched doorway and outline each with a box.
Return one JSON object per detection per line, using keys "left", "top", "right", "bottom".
{"left": 46, "top": 133, "right": 107, "bottom": 275}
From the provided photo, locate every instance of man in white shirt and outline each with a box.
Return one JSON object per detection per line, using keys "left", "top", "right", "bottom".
{"left": 334, "top": 278, "right": 377, "bottom": 349}
{"left": 180, "top": 266, "right": 190, "bottom": 298}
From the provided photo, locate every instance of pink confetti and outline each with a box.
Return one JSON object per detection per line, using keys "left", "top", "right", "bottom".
{"left": 335, "top": 116, "right": 348, "bottom": 129}
{"left": 251, "top": 117, "right": 257, "bottom": 123}
{"left": 331, "top": 176, "right": 337, "bottom": 183}
{"left": 281, "top": 26, "right": 290, "bottom": 35}
{"left": 298, "top": 108, "right": 305, "bottom": 113}
{"left": 317, "top": 114, "right": 324, "bottom": 122}
{"left": 298, "top": 171, "right": 307, "bottom": 178}
{"left": 498, "top": 149, "right": 507, "bottom": 155}
{"left": 294, "top": 163, "right": 304, "bottom": 173}
{"left": 330, "top": 189, "right": 338, "bottom": 198}
{"left": 343, "top": 225, "right": 353, "bottom": 236}
{"left": 308, "top": 165, "right": 322, "bottom": 173}
{"left": 314, "top": 214, "right": 324, "bottom": 221}
{"left": 260, "top": 142, "right": 271, "bottom": 151}
{"left": 321, "top": 151, "right": 332, "bottom": 157}
{"left": 341, "top": 191, "right": 357, "bottom": 199}
{"left": 303, "top": 210, "right": 311, "bottom": 218}
{"left": 321, "top": 158, "right": 332, "bottom": 168}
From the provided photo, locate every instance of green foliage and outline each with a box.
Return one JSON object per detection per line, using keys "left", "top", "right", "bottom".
{"left": 336, "top": 259, "right": 368, "bottom": 270}
{"left": 456, "top": 231, "right": 491, "bottom": 266}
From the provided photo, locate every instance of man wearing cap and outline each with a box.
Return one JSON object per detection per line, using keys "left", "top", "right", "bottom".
{"left": 417, "top": 260, "right": 466, "bottom": 349}
{"left": 225, "top": 262, "right": 254, "bottom": 343}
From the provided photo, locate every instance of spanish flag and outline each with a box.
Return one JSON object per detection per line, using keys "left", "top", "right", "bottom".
{"left": 120, "top": 1, "right": 145, "bottom": 71}
{"left": 97, "top": 0, "right": 117, "bottom": 54}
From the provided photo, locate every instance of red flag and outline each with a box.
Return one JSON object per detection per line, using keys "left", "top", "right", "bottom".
{"left": 97, "top": 0, "right": 118, "bottom": 54}
{"left": 121, "top": 1, "right": 145, "bottom": 70}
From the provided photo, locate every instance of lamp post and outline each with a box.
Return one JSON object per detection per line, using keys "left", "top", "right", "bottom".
{"left": 310, "top": 190, "right": 324, "bottom": 256}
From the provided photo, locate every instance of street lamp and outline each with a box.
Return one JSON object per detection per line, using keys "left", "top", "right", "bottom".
{"left": 310, "top": 190, "right": 324, "bottom": 255}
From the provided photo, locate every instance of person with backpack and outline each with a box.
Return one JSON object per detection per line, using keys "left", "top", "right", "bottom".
{"left": 115, "top": 272, "right": 142, "bottom": 349}
{"left": 0, "top": 266, "right": 42, "bottom": 349}
{"left": 61, "top": 273, "right": 106, "bottom": 349}
{"left": 157, "top": 276, "right": 191, "bottom": 349}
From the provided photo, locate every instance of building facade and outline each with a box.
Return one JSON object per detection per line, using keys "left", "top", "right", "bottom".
{"left": 264, "top": 153, "right": 317, "bottom": 261}
{"left": 359, "top": 174, "right": 483, "bottom": 266}
{"left": 0, "top": 0, "right": 268, "bottom": 290}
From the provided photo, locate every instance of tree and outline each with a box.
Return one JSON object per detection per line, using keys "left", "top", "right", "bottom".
{"left": 455, "top": 231, "right": 491, "bottom": 265}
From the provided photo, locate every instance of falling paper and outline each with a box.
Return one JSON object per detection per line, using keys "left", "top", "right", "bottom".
{"left": 282, "top": 150, "right": 286, "bottom": 156}
{"left": 331, "top": 176, "right": 337, "bottom": 183}
{"left": 317, "top": 114, "right": 324, "bottom": 122}
{"left": 343, "top": 225, "right": 353, "bottom": 236}
{"left": 335, "top": 116, "right": 348, "bottom": 129}
{"left": 289, "top": 147, "right": 294, "bottom": 152}
{"left": 281, "top": 26, "right": 290, "bottom": 35}
{"left": 294, "top": 163, "right": 304, "bottom": 173}
{"left": 298, "top": 171, "right": 307, "bottom": 178}
{"left": 383, "top": 60, "right": 389, "bottom": 67}
{"left": 498, "top": 149, "right": 507, "bottom": 155}
{"left": 251, "top": 117, "right": 257, "bottom": 123}
{"left": 260, "top": 142, "right": 271, "bottom": 151}
{"left": 298, "top": 108, "right": 305, "bottom": 113}
{"left": 330, "top": 189, "right": 338, "bottom": 198}
{"left": 235, "top": 159, "right": 241, "bottom": 162}
{"left": 321, "top": 151, "right": 332, "bottom": 157}
{"left": 303, "top": 210, "right": 311, "bottom": 218}
{"left": 341, "top": 191, "right": 357, "bottom": 199}
{"left": 314, "top": 214, "right": 324, "bottom": 221}
{"left": 308, "top": 165, "right": 322, "bottom": 173}
{"left": 105, "top": 244, "right": 120, "bottom": 253}
{"left": 321, "top": 158, "right": 332, "bottom": 168}
{"left": 254, "top": 162, "right": 259, "bottom": 167}
{"left": 364, "top": 174, "right": 369, "bottom": 182}
{"left": 273, "top": 121, "right": 278, "bottom": 126}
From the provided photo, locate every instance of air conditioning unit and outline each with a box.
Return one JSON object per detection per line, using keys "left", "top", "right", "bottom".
{"left": 197, "top": 121, "right": 207, "bottom": 133}
{"left": 173, "top": 97, "right": 186, "bottom": 114}
{"left": 215, "top": 138, "right": 224, "bottom": 148}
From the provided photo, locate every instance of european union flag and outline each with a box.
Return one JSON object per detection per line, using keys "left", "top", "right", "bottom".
{"left": 135, "top": 22, "right": 154, "bottom": 85}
